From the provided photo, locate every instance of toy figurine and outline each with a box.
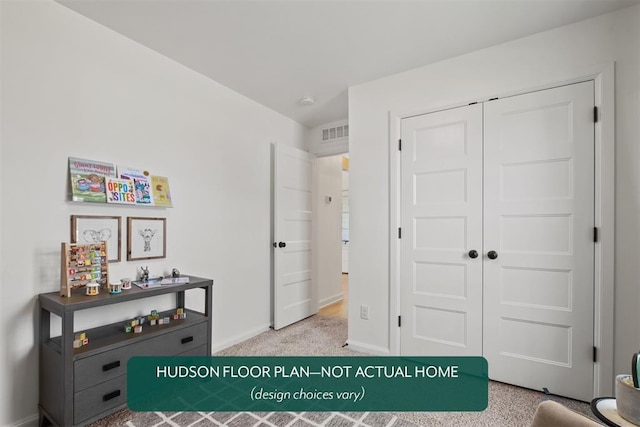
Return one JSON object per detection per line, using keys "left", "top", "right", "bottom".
{"left": 172, "top": 268, "right": 180, "bottom": 278}
{"left": 120, "top": 278, "right": 132, "bottom": 290}
{"left": 140, "top": 266, "right": 149, "bottom": 281}
{"left": 85, "top": 282, "right": 100, "bottom": 296}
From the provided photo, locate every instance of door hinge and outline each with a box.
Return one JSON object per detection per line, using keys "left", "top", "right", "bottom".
{"left": 593, "top": 346, "right": 597, "bottom": 363}
{"left": 594, "top": 106, "right": 599, "bottom": 123}
{"left": 398, "top": 228, "right": 402, "bottom": 239}
{"left": 398, "top": 139, "right": 402, "bottom": 151}
{"left": 398, "top": 316, "right": 402, "bottom": 327}
{"left": 593, "top": 227, "right": 599, "bottom": 243}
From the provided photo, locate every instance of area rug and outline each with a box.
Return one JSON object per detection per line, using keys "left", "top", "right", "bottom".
{"left": 89, "top": 314, "right": 597, "bottom": 426}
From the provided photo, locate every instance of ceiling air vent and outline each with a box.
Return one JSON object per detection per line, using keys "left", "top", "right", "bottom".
{"left": 321, "top": 124, "right": 349, "bottom": 143}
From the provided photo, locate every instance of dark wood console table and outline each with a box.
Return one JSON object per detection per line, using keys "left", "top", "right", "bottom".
{"left": 38, "top": 276, "right": 213, "bottom": 426}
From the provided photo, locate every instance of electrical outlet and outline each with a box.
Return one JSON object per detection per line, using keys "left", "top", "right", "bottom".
{"left": 360, "top": 305, "right": 369, "bottom": 320}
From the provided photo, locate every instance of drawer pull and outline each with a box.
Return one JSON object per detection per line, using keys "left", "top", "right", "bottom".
{"left": 102, "top": 361, "right": 121, "bottom": 371}
{"left": 102, "top": 390, "right": 121, "bottom": 402}
{"left": 181, "top": 336, "right": 194, "bottom": 344}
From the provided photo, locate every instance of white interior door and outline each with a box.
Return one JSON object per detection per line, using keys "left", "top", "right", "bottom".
{"left": 400, "top": 104, "right": 484, "bottom": 356}
{"left": 483, "top": 81, "right": 595, "bottom": 401}
{"left": 273, "top": 143, "right": 316, "bottom": 330}
{"left": 399, "top": 82, "right": 595, "bottom": 400}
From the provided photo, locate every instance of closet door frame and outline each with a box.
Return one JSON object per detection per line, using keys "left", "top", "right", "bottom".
{"left": 389, "top": 63, "right": 615, "bottom": 397}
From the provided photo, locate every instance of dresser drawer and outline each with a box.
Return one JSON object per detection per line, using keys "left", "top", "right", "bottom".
{"left": 177, "top": 344, "right": 208, "bottom": 356}
{"left": 75, "top": 349, "right": 128, "bottom": 392}
{"left": 75, "top": 322, "right": 208, "bottom": 391}
{"left": 143, "top": 321, "right": 208, "bottom": 356}
{"left": 74, "top": 375, "right": 126, "bottom": 424}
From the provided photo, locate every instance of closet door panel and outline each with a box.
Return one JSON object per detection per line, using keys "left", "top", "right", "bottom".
{"left": 483, "top": 81, "right": 595, "bottom": 401}
{"left": 400, "top": 104, "right": 483, "bottom": 356}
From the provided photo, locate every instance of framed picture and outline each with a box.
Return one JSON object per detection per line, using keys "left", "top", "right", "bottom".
{"left": 71, "top": 215, "right": 121, "bottom": 262}
{"left": 127, "top": 217, "right": 166, "bottom": 261}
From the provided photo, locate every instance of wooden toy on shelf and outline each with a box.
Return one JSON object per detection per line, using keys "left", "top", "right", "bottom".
{"left": 122, "top": 308, "right": 187, "bottom": 334}
{"left": 85, "top": 282, "right": 100, "bottom": 296}
{"left": 73, "top": 332, "right": 88, "bottom": 349}
{"left": 60, "top": 241, "right": 109, "bottom": 297}
{"left": 120, "top": 277, "right": 132, "bottom": 290}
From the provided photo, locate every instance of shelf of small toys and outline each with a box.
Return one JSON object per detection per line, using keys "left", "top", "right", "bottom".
{"left": 124, "top": 308, "right": 187, "bottom": 334}
{"left": 60, "top": 241, "right": 109, "bottom": 297}
{"left": 38, "top": 276, "right": 212, "bottom": 427}
{"left": 73, "top": 331, "right": 89, "bottom": 349}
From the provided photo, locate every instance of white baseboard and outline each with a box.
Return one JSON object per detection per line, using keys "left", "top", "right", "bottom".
{"left": 319, "top": 293, "right": 343, "bottom": 309}
{"left": 10, "top": 413, "right": 38, "bottom": 427}
{"left": 212, "top": 324, "right": 271, "bottom": 353}
{"left": 345, "top": 339, "right": 390, "bottom": 355}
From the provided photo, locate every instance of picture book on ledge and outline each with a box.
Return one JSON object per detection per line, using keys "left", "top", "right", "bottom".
{"left": 118, "top": 166, "right": 154, "bottom": 205}
{"left": 105, "top": 177, "right": 136, "bottom": 205}
{"left": 68, "top": 156, "right": 173, "bottom": 207}
{"left": 151, "top": 175, "right": 172, "bottom": 207}
{"left": 69, "top": 157, "right": 116, "bottom": 203}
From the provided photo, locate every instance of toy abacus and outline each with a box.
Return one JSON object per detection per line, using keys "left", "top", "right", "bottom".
{"left": 60, "top": 241, "right": 109, "bottom": 297}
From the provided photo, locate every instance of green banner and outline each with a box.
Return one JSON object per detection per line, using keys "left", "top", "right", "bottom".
{"left": 128, "top": 356, "right": 488, "bottom": 412}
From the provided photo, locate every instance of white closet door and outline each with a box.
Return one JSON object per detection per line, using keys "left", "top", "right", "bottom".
{"left": 400, "top": 104, "right": 483, "bottom": 356}
{"left": 483, "top": 81, "right": 595, "bottom": 401}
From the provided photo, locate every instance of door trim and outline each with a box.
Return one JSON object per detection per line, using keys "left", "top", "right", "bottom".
{"left": 388, "top": 63, "right": 615, "bottom": 397}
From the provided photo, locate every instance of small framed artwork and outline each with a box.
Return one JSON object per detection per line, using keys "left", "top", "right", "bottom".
{"left": 71, "top": 215, "right": 122, "bottom": 262}
{"left": 127, "top": 217, "right": 166, "bottom": 261}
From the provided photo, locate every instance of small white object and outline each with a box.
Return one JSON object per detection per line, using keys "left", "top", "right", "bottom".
{"left": 120, "top": 278, "right": 132, "bottom": 290}
{"left": 85, "top": 282, "right": 100, "bottom": 296}
{"left": 360, "top": 305, "right": 369, "bottom": 320}
{"left": 298, "top": 96, "right": 315, "bottom": 106}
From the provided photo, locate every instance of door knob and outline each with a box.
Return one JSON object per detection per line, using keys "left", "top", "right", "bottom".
{"left": 487, "top": 250, "right": 498, "bottom": 260}
{"left": 278, "top": 242, "right": 287, "bottom": 248}
{"left": 468, "top": 250, "right": 478, "bottom": 259}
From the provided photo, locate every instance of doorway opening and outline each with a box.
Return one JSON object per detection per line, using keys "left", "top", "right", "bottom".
{"left": 317, "top": 154, "right": 349, "bottom": 320}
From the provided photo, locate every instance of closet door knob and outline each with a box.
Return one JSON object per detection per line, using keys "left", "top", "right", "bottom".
{"left": 487, "top": 250, "right": 498, "bottom": 260}
{"left": 278, "top": 242, "right": 287, "bottom": 248}
{"left": 468, "top": 250, "right": 478, "bottom": 259}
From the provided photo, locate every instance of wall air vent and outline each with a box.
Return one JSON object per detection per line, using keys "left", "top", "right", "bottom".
{"left": 321, "top": 124, "right": 349, "bottom": 143}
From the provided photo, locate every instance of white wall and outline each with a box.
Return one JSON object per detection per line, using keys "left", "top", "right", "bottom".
{"left": 314, "top": 155, "right": 344, "bottom": 308}
{"left": 348, "top": 4, "right": 640, "bottom": 375}
{"left": 0, "top": 1, "right": 307, "bottom": 425}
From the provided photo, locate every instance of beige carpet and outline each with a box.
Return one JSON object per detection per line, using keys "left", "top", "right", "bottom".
{"left": 89, "top": 314, "right": 600, "bottom": 427}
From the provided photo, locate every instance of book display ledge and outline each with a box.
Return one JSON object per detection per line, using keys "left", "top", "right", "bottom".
{"left": 38, "top": 276, "right": 213, "bottom": 427}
